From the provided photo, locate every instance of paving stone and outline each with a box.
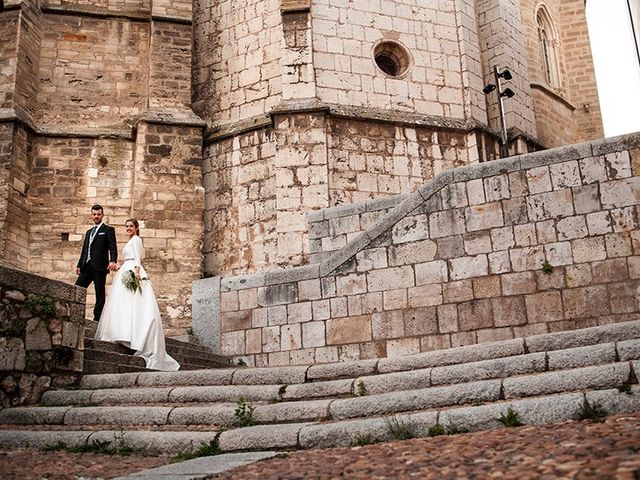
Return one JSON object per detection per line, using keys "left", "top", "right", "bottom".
{"left": 168, "top": 405, "right": 235, "bottom": 427}
{"left": 547, "top": 343, "right": 616, "bottom": 370}
{"left": 117, "top": 452, "right": 281, "bottom": 479}
{"left": 307, "top": 359, "right": 378, "bottom": 381}
{"left": 0, "top": 406, "right": 69, "bottom": 425}
{"left": 79, "top": 373, "right": 140, "bottom": 389}
{"left": 63, "top": 406, "right": 173, "bottom": 426}
{"left": 281, "top": 378, "right": 354, "bottom": 401}
{"left": 430, "top": 353, "right": 546, "bottom": 386}
{"left": 169, "top": 385, "right": 281, "bottom": 403}
{"left": 254, "top": 399, "right": 332, "bottom": 423}
{"left": 617, "top": 339, "right": 640, "bottom": 361}
{"left": 525, "top": 320, "right": 640, "bottom": 352}
{"left": 354, "top": 369, "right": 432, "bottom": 395}
{"left": 231, "top": 366, "right": 308, "bottom": 385}
{"left": 329, "top": 380, "right": 501, "bottom": 420}
{"left": 218, "top": 423, "right": 308, "bottom": 451}
{"left": 377, "top": 339, "right": 525, "bottom": 373}
{"left": 503, "top": 362, "right": 631, "bottom": 399}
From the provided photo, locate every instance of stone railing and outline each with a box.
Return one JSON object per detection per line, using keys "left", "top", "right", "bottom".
{"left": 0, "top": 266, "right": 85, "bottom": 407}
{"left": 193, "top": 132, "right": 640, "bottom": 366}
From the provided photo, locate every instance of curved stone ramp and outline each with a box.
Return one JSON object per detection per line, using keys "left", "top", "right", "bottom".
{"left": 0, "top": 320, "right": 638, "bottom": 454}
{"left": 0, "top": 387, "right": 638, "bottom": 454}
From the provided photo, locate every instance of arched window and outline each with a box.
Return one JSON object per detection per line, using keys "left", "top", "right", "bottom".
{"left": 536, "top": 6, "right": 561, "bottom": 90}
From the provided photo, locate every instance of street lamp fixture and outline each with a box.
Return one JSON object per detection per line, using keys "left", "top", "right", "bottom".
{"left": 483, "top": 66, "right": 516, "bottom": 158}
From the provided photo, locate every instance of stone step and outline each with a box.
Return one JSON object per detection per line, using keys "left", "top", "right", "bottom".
{"left": 76, "top": 320, "right": 640, "bottom": 390}
{"left": 83, "top": 350, "right": 223, "bottom": 374}
{"left": 41, "top": 340, "right": 639, "bottom": 407}
{"left": 84, "top": 339, "right": 225, "bottom": 366}
{"left": 1, "top": 387, "right": 638, "bottom": 454}
{"left": 7, "top": 359, "right": 637, "bottom": 428}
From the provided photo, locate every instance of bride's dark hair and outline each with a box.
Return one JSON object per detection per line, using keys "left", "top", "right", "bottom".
{"left": 125, "top": 218, "right": 140, "bottom": 236}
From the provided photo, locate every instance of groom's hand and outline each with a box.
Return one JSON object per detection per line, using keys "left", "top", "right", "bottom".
{"left": 108, "top": 262, "right": 119, "bottom": 271}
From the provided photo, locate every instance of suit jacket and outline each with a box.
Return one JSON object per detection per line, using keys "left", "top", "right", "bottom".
{"left": 77, "top": 224, "right": 117, "bottom": 272}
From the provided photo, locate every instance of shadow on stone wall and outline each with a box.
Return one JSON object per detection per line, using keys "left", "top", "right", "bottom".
{"left": 0, "top": 266, "right": 86, "bottom": 408}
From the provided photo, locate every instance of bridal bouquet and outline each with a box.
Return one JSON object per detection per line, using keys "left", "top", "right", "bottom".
{"left": 122, "top": 270, "right": 147, "bottom": 294}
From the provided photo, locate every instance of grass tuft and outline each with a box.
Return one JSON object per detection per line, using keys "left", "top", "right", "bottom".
{"left": 578, "top": 399, "right": 607, "bottom": 423}
{"left": 385, "top": 416, "right": 415, "bottom": 440}
{"left": 498, "top": 407, "right": 523, "bottom": 427}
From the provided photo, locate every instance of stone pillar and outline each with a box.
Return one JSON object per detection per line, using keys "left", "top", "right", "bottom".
{"left": 477, "top": 0, "right": 537, "bottom": 142}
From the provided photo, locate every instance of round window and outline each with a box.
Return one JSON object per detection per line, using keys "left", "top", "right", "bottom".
{"left": 374, "top": 41, "right": 411, "bottom": 77}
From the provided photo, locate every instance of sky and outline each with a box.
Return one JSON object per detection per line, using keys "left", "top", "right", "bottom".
{"left": 586, "top": 0, "right": 640, "bottom": 137}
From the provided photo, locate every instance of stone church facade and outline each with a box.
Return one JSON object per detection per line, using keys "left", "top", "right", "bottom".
{"left": 0, "top": 0, "right": 603, "bottom": 334}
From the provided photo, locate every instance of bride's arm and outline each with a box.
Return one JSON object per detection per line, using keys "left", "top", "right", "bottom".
{"left": 132, "top": 236, "right": 143, "bottom": 278}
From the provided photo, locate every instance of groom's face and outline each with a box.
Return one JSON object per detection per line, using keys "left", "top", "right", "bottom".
{"left": 91, "top": 209, "right": 104, "bottom": 225}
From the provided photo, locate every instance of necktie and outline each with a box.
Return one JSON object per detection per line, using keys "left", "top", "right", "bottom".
{"left": 87, "top": 226, "right": 98, "bottom": 262}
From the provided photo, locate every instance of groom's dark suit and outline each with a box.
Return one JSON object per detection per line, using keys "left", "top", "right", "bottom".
{"left": 76, "top": 223, "right": 117, "bottom": 321}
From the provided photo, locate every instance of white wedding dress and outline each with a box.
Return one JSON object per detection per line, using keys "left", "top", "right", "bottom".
{"left": 95, "top": 235, "right": 180, "bottom": 371}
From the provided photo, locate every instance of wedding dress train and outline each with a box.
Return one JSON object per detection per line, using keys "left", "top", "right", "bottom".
{"left": 95, "top": 235, "right": 180, "bottom": 371}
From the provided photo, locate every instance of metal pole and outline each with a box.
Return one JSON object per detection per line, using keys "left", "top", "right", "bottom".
{"left": 494, "top": 65, "right": 508, "bottom": 158}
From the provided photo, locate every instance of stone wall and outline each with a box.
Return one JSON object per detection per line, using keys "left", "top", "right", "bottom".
{"left": 0, "top": 1, "right": 205, "bottom": 333}
{"left": 194, "top": 132, "right": 640, "bottom": 366}
{"left": 0, "top": 265, "right": 85, "bottom": 408}
{"left": 520, "top": 0, "right": 603, "bottom": 147}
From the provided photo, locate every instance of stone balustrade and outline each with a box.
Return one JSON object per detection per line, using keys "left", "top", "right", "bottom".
{"left": 0, "top": 266, "right": 86, "bottom": 407}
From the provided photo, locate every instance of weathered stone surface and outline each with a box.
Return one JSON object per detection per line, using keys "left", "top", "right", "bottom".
{"left": 282, "top": 378, "right": 354, "bottom": 400}
{"left": 617, "top": 339, "right": 640, "bottom": 361}
{"left": 525, "top": 320, "right": 640, "bottom": 352}
{"left": 0, "top": 431, "right": 91, "bottom": 450}
{"left": 136, "top": 370, "right": 235, "bottom": 387}
{"left": 503, "top": 363, "right": 630, "bottom": 399}
{"left": 254, "top": 399, "right": 331, "bottom": 423}
{"left": 168, "top": 405, "right": 236, "bottom": 427}
{"left": 169, "top": 385, "right": 281, "bottom": 403}
{"left": 231, "top": 366, "right": 308, "bottom": 385}
{"left": 0, "top": 406, "right": 69, "bottom": 425}
{"left": 547, "top": 343, "right": 616, "bottom": 370}
{"left": 307, "top": 359, "right": 378, "bottom": 381}
{"left": 377, "top": 339, "right": 525, "bottom": 373}
{"left": 79, "top": 373, "right": 139, "bottom": 390}
{"left": 90, "top": 388, "right": 172, "bottom": 405}
{"left": 430, "top": 353, "right": 546, "bottom": 386}
{"left": 218, "top": 423, "right": 308, "bottom": 451}
{"left": 63, "top": 406, "right": 173, "bottom": 426}
{"left": 329, "top": 380, "right": 501, "bottom": 420}
{"left": 354, "top": 369, "right": 432, "bottom": 395}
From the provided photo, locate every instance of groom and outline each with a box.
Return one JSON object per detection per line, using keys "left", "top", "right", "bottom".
{"left": 75, "top": 204, "right": 118, "bottom": 322}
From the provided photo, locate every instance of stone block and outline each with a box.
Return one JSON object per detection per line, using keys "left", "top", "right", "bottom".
{"left": 526, "top": 166, "right": 552, "bottom": 194}
{"left": 617, "top": 339, "right": 640, "bottom": 361}
{"left": 335, "top": 273, "right": 367, "bottom": 296}
{"left": 549, "top": 161, "right": 581, "bottom": 189}
{"left": 562, "top": 286, "right": 610, "bottom": 319}
{"left": 326, "top": 315, "right": 372, "bottom": 345}
{"left": 385, "top": 337, "right": 420, "bottom": 357}
{"left": 436, "top": 235, "right": 465, "bottom": 259}
{"left": 491, "top": 296, "right": 527, "bottom": 327}
{"left": 525, "top": 292, "right": 564, "bottom": 323}
{"left": 605, "top": 151, "right": 632, "bottom": 179}
{"left": 372, "top": 311, "right": 404, "bottom": 340}
{"left": 501, "top": 272, "right": 536, "bottom": 296}
{"left": 557, "top": 216, "right": 588, "bottom": 240}
{"left": 565, "top": 264, "right": 593, "bottom": 287}
{"left": 472, "top": 276, "right": 501, "bottom": 299}
{"left": 388, "top": 240, "right": 437, "bottom": 267}
{"left": 502, "top": 197, "right": 529, "bottom": 225}
{"left": 484, "top": 174, "right": 511, "bottom": 202}
{"left": 356, "top": 247, "right": 389, "bottom": 271}
{"left": 429, "top": 208, "right": 465, "bottom": 238}
{"left": 458, "top": 299, "right": 493, "bottom": 331}
{"left": 415, "top": 260, "right": 448, "bottom": 285}
{"left": 572, "top": 237, "right": 607, "bottom": 264}
{"left": 513, "top": 223, "right": 537, "bottom": 247}
{"left": 355, "top": 369, "right": 431, "bottom": 396}
{"left": 437, "top": 304, "right": 458, "bottom": 333}
{"left": 509, "top": 246, "right": 545, "bottom": 272}
{"left": 431, "top": 353, "right": 545, "bottom": 386}
{"left": 605, "top": 233, "right": 633, "bottom": 258}
{"left": 465, "top": 202, "right": 504, "bottom": 231}
{"left": 219, "top": 423, "right": 306, "bottom": 451}
{"left": 592, "top": 258, "right": 629, "bottom": 283}
{"left": 392, "top": 214, "right": 430, "bottom": 244}
{"left": 466, "top": 178, "right": 485, "bottom": 205}
{"left": 488, "top": 251, "right": 511, "bottom": 274}
{"left": 267, "top": 306, "right": 287, "bottom": 326}
{"left": 366, "top": 266, "right": 415, "bottom": 292}
{"left": 579, "top": 156, "right": 607, "bottom": 184}
{"left": 287, "top": 302, "right": 313, "bottom": 324}
{"left": 608, "top": 281, "right": 640, "bottom": 314}
{"left": 600, "top": 177, "right": 640, "bottom": 209}
{"left": 526, "top": 189, "right": 574, "bottom": 222}
{"left": 547, "top": 343, "right": 616, "bottom": 370}
{"left": 403, "top": 307, "right": 438, "bottom": 336}
{"left": 405, "top": 283, "right": 442, "bottom": 308}
{"left": 572, "top": 184, "right": 600, "bottom": 214}
{"left": 536, "top": 219, "right": 557, "bottom": 243}
{"left": 258, "top": 283, "right": 298, "bottom": 306}
{"left": 449, "top": 254, "right": 488, "bottom": 280}
{"left": 443, "top": 280, "right": 474, "bottom": 303}
{"left": 463, "top": 231, "right": 492, "bottom": 255}
{"left": 503, "top": 363, "right": 630, "bottom": 399}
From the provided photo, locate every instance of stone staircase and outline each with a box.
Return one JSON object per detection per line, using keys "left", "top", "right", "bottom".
{"left": 1, "top": 320, "right": 639, "bottom": 455}
{"left": 83, "top": 320, "right": 231, "bottom": 374}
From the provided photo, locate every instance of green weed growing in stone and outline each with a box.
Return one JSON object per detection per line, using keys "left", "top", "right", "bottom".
{"left": 618, "top": 384, "right": 632, "bottom": 394}
{"left": 234, "top": 396, "right": 256, "bottom": 427}
{"left": 23, "top": 294, "right": 55, "bottom": 320}
{"left": 385, "top": 416, "right": 415, "bottom": 440}
{"left": 236, "top": 358, "right": 247, "bottom": 366}
{"left": 7, "top": 318, "right": 28, "bottom": 337}
{"left": 42, "top": 434, "right": 144, "bottom": 456}
{"left": 352, "top": 434, "right": 374, "bottom": 447}
{"left": 428, "top": 424, "right": 445, "bottom": 437}
{"left": 279, "top": 385, "right": 288, "bottom": 396}
{"left": 541, "top": 260, "right": 554, "bottom": 274}
{"left": 498, "top": 407, "right": 523, "bottom": 427}
{"left": 578, "top": 399, "right": 607, "bottom": 423}
{"left": 185, "top": 326, "right": 193, "bottom": 335}
{"left": 356, "top": 380, "right": 368, "bottom": 397}
{"left": 171, "top": 439, "right": 221, "bottom": 463}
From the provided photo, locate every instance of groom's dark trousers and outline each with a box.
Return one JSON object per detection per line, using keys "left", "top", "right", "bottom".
{"left": 75, "top": 224, "right": 117, "bottom": 321}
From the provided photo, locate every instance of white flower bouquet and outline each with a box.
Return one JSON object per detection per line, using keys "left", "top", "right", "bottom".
{"left": 122, "top": 270, "right": 147, "bottom": 294}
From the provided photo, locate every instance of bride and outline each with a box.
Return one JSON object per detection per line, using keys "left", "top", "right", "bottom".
{"left": 95, "top": 218, "right": 180, "bottom": 371}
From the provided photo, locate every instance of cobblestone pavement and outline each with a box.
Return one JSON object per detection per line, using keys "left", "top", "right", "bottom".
{"left": 2, "top": 413, "right": 639, "bottom": 479}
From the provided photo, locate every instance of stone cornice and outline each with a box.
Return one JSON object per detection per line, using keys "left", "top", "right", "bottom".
{"left": 40, "top": 3, "right": 192, "bottom": 24}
